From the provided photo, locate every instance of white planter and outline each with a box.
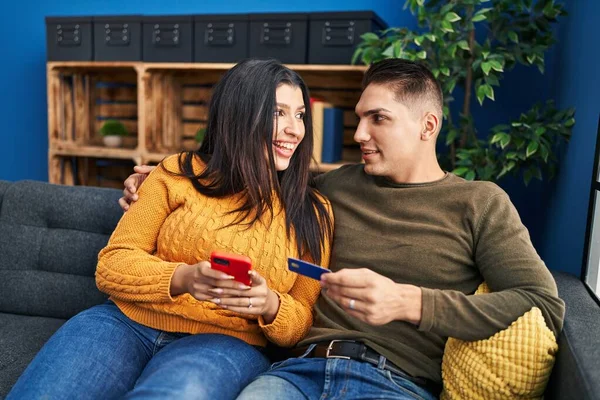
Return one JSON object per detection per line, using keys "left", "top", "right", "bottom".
{"left": 103, "top": 136, "right": 123, "bottom": 148}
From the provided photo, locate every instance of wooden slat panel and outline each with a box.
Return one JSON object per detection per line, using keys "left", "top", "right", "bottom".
{"left": 93, "top": 73, "right": 137, "bottom": 84}
{"left": 96, "top": 86, "right": 137, "bottom": 102}
{"left": 343, "top": 110, "right": 358, "bottom": 126}
{"left": 47, "top": 70, "right": 60, "bottom": 144}
{"left": 183, "top": 122, "right": 207, "bottom": 137}
{"left": 95, "top": 103, "right": 138, "bottom": 118}
{"left": 300, "top": 71, "right": 364, "bottom": 90}
{"left": 48, "top": 153, "right": 61, "bottom": 184}
{"left": 344, "top": 128, "right": 356, "bottom": 146}
{"left": 181, "top": 138, "right": 199, "bottom": 151}
{"left": 182, "top": 105, "right": 209, "bottom": 121}
{"left": 178, "top": 70, "right": 226, "bottom": 85}
{"left": 62, "top": 77, "right": 74, "bottom": 142}
{"left": 152, "top": 73, "right": 165, "bottom": 152}
{"left": 310, "top": 90, "right": 362, "bottom": 109}
{"left": 182, "top": 87, "right": 212, "bottom": 103}
{"left": 73, "top": 74, "right": 90, "bottom": 144}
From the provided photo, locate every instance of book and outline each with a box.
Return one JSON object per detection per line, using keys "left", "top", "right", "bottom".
{"left": 322, "top": 107, "right": 344, "bottom": 163}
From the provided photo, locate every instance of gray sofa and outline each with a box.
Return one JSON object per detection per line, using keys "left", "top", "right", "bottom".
{"left": 0, "top": 179, "right": 599, "bottom": 399}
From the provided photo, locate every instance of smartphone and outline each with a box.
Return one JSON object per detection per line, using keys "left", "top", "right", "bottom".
{"left": 287, "top": 257, "right": 331, "bottom": 280}
{"left": 210, "top": 251, "right": 252, "bottom": 286}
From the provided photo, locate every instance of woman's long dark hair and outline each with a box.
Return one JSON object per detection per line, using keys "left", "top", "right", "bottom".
{"left": 164, "top": 58, "right": 332, "bottom": 263}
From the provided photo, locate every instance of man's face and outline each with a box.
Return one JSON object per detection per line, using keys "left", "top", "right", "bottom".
{"left": 354, "top": 83, "right": 423, "bottom": 182}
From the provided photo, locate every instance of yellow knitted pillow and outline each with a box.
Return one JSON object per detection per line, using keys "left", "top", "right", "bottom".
{"left": 441, "top": 283, "right": 558, "bottom": 400}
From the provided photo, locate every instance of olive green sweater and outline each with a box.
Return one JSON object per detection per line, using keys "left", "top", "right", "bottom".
{"left": 302, "top": 164, "right": 565, "bottom": 384}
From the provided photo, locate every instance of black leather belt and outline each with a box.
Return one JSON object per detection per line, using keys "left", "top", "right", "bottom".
{"left": 298, "top": 340, "right": 440, "bottom": 395}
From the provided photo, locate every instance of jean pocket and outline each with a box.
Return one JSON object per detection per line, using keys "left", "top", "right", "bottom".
{"left": 376, "top": 369, "right": 429, "bottom": 400}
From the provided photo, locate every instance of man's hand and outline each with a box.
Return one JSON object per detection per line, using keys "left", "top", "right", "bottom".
{"left": 321, "top": 268, "right": 423, "bottom": 326}
{"left": 119, "top": 165, "right": 156, "bottom": 211}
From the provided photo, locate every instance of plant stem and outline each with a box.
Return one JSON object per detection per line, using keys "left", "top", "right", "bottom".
{"left": 460, "top": 29, "right": 475, "bottom": 148}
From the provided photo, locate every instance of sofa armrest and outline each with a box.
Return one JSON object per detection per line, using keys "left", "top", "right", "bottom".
{"left": 546, "top": 271, "right": 600, "bottom": 400}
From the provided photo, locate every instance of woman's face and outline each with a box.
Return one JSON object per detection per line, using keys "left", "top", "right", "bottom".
{"left": 271, "top": 84, "right": 306, "bottom": 171}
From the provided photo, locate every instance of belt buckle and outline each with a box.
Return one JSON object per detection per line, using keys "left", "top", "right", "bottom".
{"left": 325, "top": 340, "right": 351, "bottom": 360}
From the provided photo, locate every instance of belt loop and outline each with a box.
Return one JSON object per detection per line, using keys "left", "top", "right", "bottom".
{"left": 299, "top": 343, "right": 317, "bottom": 359}
{"left": 377, "top": 355, "right": 387, "bottom": 370}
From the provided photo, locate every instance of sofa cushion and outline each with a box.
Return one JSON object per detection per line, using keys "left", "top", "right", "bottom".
{"left": 0, "top": 313, "right": 66, "bottom": 398}
{"left": 0, "top": 180, "right": 122, "bottom": 319}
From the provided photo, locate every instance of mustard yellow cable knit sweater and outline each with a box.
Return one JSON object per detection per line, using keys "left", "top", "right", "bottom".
{"left": 96, "top": 154, "right": 333, "bottom": 347}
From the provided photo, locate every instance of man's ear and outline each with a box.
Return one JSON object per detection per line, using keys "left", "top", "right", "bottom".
{"left": 420, "top": 112, "right": 440, "bottom": 141}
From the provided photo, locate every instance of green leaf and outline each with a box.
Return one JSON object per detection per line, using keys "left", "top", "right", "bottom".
{"left": 393, "top": 41, "right": 403, "bottom": 58}
{"left": 426, "top": 33, "right": 436, "bottom": 42}
{"left": 445, "top": 12, "right": 461, "bottom": 22}
{"left": 477, "top": 85, "right": 486, "bottom": 105}
{"left": 414, "top": 36, "right": 423, "bottom": 46}
{"left": 440, "top": 67, "right": 450, "bottom": 76}
{"left": 485, "top": 75, "right": 500, "bottom": 86}
{"left": 458, "top": 40, "right": 470, "bottom": 51}
{"left": 485, "top": 85, "right": 495, "bottom": 101}
{"left": 382, "top": 45, "right": 395, "bottom": 57}
{"left": 482, "top": 50, "right": 490, "bottom": 59}
{"left": 526, "top": 141, "right": 539, "bottom": 157}
{"left": 361, "top": 32, "right": 380, "bottom": 42}
{"left": 565, "top": 118, "right": 575, "bottom": 128}
{"left": 506, "top": 152, "right": 518, "bottom": 160}
{"left": 446, "top": 129, "right": 458, "bottom": 145}
{"left": 500, "top": 134, "right": 511, "bottom": 149}
{"left": 508, "top": 31, "right": 519, "bottom": 43}
{"left": 491, "top": 133, "right": 503, "bottom": 144}
{"left": 535, "top": 127, "right": 546, "bottom": 136}
{"left": 481, "top": 61, "right": 492, "bottom": 75}
{"left": 417, "top": 50, "right": 427, "bottom": 59}
{"left": 465, "top": 171, "right": 476, "bottom": 181}
{"left": 524, "top": 169, "right": 533, "bottom": 186}
{"left": 441, "top": 20, "right": 454, "bottom": 33}
{"left": 526, "top": 54, "right": 536, "bottom": 64}
{"left": 472, "top": 14, "right": 487, "bottom": 22}
{"left": 540, "top": 143, "right": 549, "bottom": 162}
{"left": 489, "top": 60, "right": 503, "bottom": 72}
{"left": 453, "top": 167, "right": 470, "bottom": 176}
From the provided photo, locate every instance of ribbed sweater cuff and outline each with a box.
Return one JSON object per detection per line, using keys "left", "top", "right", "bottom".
{"left": 159, "top": 262, "right": 185, "bottom": 302}
{"left": 258, "top": 291, "right": 288, "bottom": 336}
{"left": 418, "top": 287, "right": 435, "bottom": 332}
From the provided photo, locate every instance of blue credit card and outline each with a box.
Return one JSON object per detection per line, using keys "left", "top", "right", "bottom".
{"left": 288, "top": 257, "right": 331, "bottom": 280}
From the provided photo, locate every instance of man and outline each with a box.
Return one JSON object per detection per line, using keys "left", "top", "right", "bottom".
{"left": 121, "top": 59, "right": 564, "bottom": 399}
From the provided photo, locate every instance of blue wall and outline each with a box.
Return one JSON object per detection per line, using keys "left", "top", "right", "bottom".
{"left": 538, "top": 1, "right": 600, "bottom": 275}
{"left": 0, "top": 1, "right": 597, "bottom": 276}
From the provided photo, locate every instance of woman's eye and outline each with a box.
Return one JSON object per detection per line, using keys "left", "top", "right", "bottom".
{"left": 296, "top": 112, "right": 305, "bottom": 119}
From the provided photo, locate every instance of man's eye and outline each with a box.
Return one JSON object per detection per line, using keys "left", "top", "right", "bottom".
{"left": 373, "top": 114, "right": 385, "bottom": 122}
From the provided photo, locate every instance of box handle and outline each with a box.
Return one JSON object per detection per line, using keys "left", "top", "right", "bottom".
{"left": 204, "top": 23, "right": 236, "bottom": 47}
{"left": 104, "top": 23, "right": 130, "bottom": 47}
{"left": 261, "top": 22, "right": 292, "bottom": 46}
{"left": 322, "top": 21, "right": 355, "bottom": 47}
{"left": 152, "top": 24, "right": 180, "bottom": 47}
{"left": 55, "top": 24, "right": 81, "bottom": 47}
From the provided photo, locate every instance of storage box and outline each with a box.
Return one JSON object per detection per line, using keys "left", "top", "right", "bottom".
{"left": 249, "top": 13, "right": 308, "bottom": 64}
{"left": 308, "top": 11, "right": 386, "bottom": 65}
{"left": 194, "top": 14, "right": 249, "bottom": 63}
{"left": 46, "top": 16, "right": 93, "bottom": 61}
{"left": 142, "top": 15, "right": 193, "bottom": 62}
{"left": 93, "top": 16, "right": 142, "bottom": 61}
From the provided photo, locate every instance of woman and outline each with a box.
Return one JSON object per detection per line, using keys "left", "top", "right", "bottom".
{"left": 7, "top": 59, "right": 333, "bottom": 400}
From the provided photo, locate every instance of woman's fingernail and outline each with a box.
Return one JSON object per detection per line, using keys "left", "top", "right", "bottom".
{"left": 210, "top": 298, "right": 221, "bottom": 304}
{"left": 209, "top": 288, "right": 223, "bottom": 294}
{"left": 222, "top": 275, "right": 234, "bottom": 280}
{"left": 239, "top": 284, "right": 251, "bottom": 290}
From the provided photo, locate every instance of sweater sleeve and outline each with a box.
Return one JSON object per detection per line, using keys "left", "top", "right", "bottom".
{"left": 419, "top": 192, "right": 565, "bottom": 340}
{"left": 258, "top": 197, "right": 334, "bottom": 347}
{"left": 95, "top": 157, "right": 186, "bottom": 303}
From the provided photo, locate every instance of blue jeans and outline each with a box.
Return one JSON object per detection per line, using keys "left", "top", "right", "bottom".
{"left": 236, "top": 347, "right": 438, "bottom": 400}
{"left": 7, "top": 301, "right": 270, "bottom": 400}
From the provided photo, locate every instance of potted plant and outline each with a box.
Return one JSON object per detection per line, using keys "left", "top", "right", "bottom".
{"left": 352, "top": 0, "right": 575, "bottom": 185}
{"left": 99, "top": 119, "right": 129, "bottom": 148}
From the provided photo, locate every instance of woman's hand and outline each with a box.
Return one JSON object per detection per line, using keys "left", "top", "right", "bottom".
{"left": 209, "top": 271, "right": 281, "bottom": 323}
{"left": 170, "top": 261, "right": 240, "bottom": 301}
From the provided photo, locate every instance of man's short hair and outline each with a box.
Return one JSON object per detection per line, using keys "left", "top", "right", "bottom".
{"left": 363, "top": 59, "right": 443, "bottom": 119}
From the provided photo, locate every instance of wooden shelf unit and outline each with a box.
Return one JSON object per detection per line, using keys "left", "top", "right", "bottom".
{"left": 47, "top": 61, "right": 366, "bottom": 187}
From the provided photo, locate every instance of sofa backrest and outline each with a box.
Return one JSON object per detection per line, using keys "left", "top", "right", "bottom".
{"left": 0, "top": 180, "right": 123, "bottom": 319}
